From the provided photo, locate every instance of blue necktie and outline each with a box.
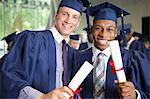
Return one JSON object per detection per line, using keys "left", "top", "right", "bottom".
{"left": 62, "top": 40, "right": 68, "bottom": 85}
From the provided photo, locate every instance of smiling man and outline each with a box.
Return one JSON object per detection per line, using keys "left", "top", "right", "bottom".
{"left": 1, "top": 0, "right": 83, "bottom": 98}
{"left": 73, "top": 2, "right": 150, "bottom": 99}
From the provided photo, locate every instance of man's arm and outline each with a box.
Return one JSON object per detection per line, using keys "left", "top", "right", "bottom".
{"left": 18, "top": 86, "right": 43, "bottom": 99}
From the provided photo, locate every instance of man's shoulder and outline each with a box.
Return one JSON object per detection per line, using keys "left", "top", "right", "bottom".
{"left": 121, "top": 47, "right": 149, "bottom": 63}
{"left": 77, "top": 47, "right": 92, "bottom": 55}
{"left": 17, "top": 30, "right": 52, "bottom": 36}
{"left": 16, "top": 30, "right": 53, "bottom": 41}
{"left": 75, "top": 48, "right": 93, "bottom": 61}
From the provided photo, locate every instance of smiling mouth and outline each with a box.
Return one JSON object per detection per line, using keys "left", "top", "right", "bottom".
{"left": 100, "top": 39, "right": 108, "bottom": 43}
{"left": 97, "top": 38, "right": 108, "bottom": 42}
{"left": 63, "top": 23, "right": 72, "bottom": 28}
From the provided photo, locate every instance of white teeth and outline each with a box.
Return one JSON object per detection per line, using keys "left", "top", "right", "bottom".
{"left": 64, "top": 25, "right": 71, "bottom": 28}
{"left": 99, "top": 40, "right": 108, "bottom": 43}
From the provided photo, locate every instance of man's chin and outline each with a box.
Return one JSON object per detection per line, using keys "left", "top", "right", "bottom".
{"left": 61, "top": 32, "right": 71, "bottom": 37}
{"left": 95, "top": 44, "right": 108, "bottom": 51}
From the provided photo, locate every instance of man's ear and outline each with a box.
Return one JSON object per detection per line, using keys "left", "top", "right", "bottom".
{"left": 74, "top": 18, "right": 81, "bottom": 31}
{"left": 115, "top": 29, "right": 118, "bottom": 37}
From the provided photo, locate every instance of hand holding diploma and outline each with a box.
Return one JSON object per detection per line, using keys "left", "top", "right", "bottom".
{"left": 67, "top": 61, "right": 94, "bottom": 98}
{"left": 109, "top": 40, "right": 137, "bottom": 98}
{"left": 39, "top": 61, "right": 94, "bottom": 99}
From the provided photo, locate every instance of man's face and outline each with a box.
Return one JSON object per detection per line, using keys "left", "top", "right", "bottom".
{"left": 69, "top": 40, "right": 79, "bottom": 49}
{"left": 7, "top": 41, "right": 13, "bottom": 51}
{"left": 125, "top": 33, "right": 132, "bottom": 42}
{"left": 92, "top": 20, "right": 117, "bottom": 51}
{"left": 55, "top": 7, "right": 81, "bottom": 38}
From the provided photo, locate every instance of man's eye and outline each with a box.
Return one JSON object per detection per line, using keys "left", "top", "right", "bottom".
{"left": 108, "top": 28, "right": 115, "bottom": 32}
{"left": 95, "top": 27, "right": 99, "bottom": 30}
{"left": 73, "top": 16, "right": 79, "bottom": 20}
{"left": 62, "top": 12, "right": 67, "bottom": 16}
{"left": 95, "top": 27, "right": 101, "bottom": 31}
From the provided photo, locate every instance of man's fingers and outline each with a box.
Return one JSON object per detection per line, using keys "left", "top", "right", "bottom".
{"left": 62, "top": 92, "right": 70, "bottom": 98}
{"left": 63, "top": 86, "right": 74, "bottom": 97}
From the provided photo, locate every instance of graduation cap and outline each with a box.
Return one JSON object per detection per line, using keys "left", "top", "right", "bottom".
{"left": 2, "top": 32, "right": 16, "bottom": 44}
{"left": 69, "top": 34, "right": 80, "bottom": 40}
{"left": 59, "top": 0, "right": 83, "bottom": 14}
{"left": 132, "top": 32, "right": 142, "bottom": 38}
{"left": 86, "top": 2, "right": 130, "bottom": 47}
{"left": 81, "top": 0, "right": 91, "bottom": 35}
{"left": 124, "top": 28, "right": 131, "bottom": 34}
{"left": 118, "top": 23, "right": 132, "bottom": 34}
{"left": 88, "top": 2, "right": 130, "bottom": 22}
{"left": 81, "top": 0, "right": 91, "bottom": 7}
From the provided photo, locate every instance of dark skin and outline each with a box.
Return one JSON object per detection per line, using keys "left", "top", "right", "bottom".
{"left": 92, "top": 20, "right": 137, "bottom": 99}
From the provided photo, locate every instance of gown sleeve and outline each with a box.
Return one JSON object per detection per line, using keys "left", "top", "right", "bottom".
{"left": 125, "top": 50, "right": 150, "bottom": 99}
{"left": 1, "top": 30, "right": 42, "bottom": 98}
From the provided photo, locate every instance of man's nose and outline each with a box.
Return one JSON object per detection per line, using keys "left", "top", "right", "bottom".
{"left": 65, "top": 16, "right": 72, "bottom": 23}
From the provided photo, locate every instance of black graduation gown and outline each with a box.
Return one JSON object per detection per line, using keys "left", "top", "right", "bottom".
{"left": 73, "top": 47, "right": 150, "bottom": 99}
{"left": 1, "top": 30, "right": 76, "bottom": 98}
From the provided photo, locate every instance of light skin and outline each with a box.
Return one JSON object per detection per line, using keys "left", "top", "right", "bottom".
{"left": 92, "top": 19, "right": 137, "bottom": 99}
{"left": 125, "top": 33, "right": 132, "bottom": 43}
{"left": 144, "top": 41, "right": 150, "bottom": 49}
{"left": 39, "top": 86, "right": 74, "bottom": 99}
{"left": 55, "top": 6, "right": 81, "bottom": 39}
{"left": 39, "top": 6, "right": 81, "bottom": 99}
{"left": 69, "top": 39, "right": 79, "bottom": 49}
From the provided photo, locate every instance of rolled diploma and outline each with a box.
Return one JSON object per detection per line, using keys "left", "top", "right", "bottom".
{"left": 68, "top": 61, "right": 94, "bottom": 91}
{"left": 109, "top": 40, "right": 126, "bottom": 83}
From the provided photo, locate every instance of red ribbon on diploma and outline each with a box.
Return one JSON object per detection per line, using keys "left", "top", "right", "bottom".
{"left": 68, "top": 86, "right": 82, "bottom": 99}
{"left": 109, "top": 60, "right": 124, "bottom": 74}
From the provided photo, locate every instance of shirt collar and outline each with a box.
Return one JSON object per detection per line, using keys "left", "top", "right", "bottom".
{"left": 50, "top": 26, "right": 64, "bottom": 44}
{"left": 92, "top": 45, "right": 111, "bottom": 62}
{"left": 125, "top": 37, "right": 135, "bottom": 49}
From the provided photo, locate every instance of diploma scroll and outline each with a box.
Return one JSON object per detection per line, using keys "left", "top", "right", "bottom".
{"left": 68, "top": 61, "right": 94, "bottom": 92}
{"left": 109, "top": 40, "right": 126, "bottom": 83}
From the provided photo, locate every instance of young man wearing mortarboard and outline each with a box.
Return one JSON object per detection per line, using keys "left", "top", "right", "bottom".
{"left": 0, "top": 31, "right": 20, "bottom": 70}
{"left": 1, "top": 0, "right": 90, "bottom": 98}
{"left": 123, "top": 29, "right": 150, "bottom": 63}
{"left": 2, "top": 32, "right": 18, "bottom": 51}
{"left": 73, "top": 2, "right": 150, "bottom": 99}
{"left": 79, "top": 27, "right": 94, "bottom": 50}
{"left": 69, "top": 34, "right": 80, "bottom": 50}
{"left": 125, "top": 30, "right": 144, "bottom": 51}
{"left": 0, "top": 32, "right": 18, "bottom": 98}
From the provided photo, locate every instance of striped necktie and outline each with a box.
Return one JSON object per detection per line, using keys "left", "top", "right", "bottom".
{"left": 62, "top": 40, "right": 68, "bottom": 85}
{"left": 93, "top": 53, "right": 105, "bottom": 99}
